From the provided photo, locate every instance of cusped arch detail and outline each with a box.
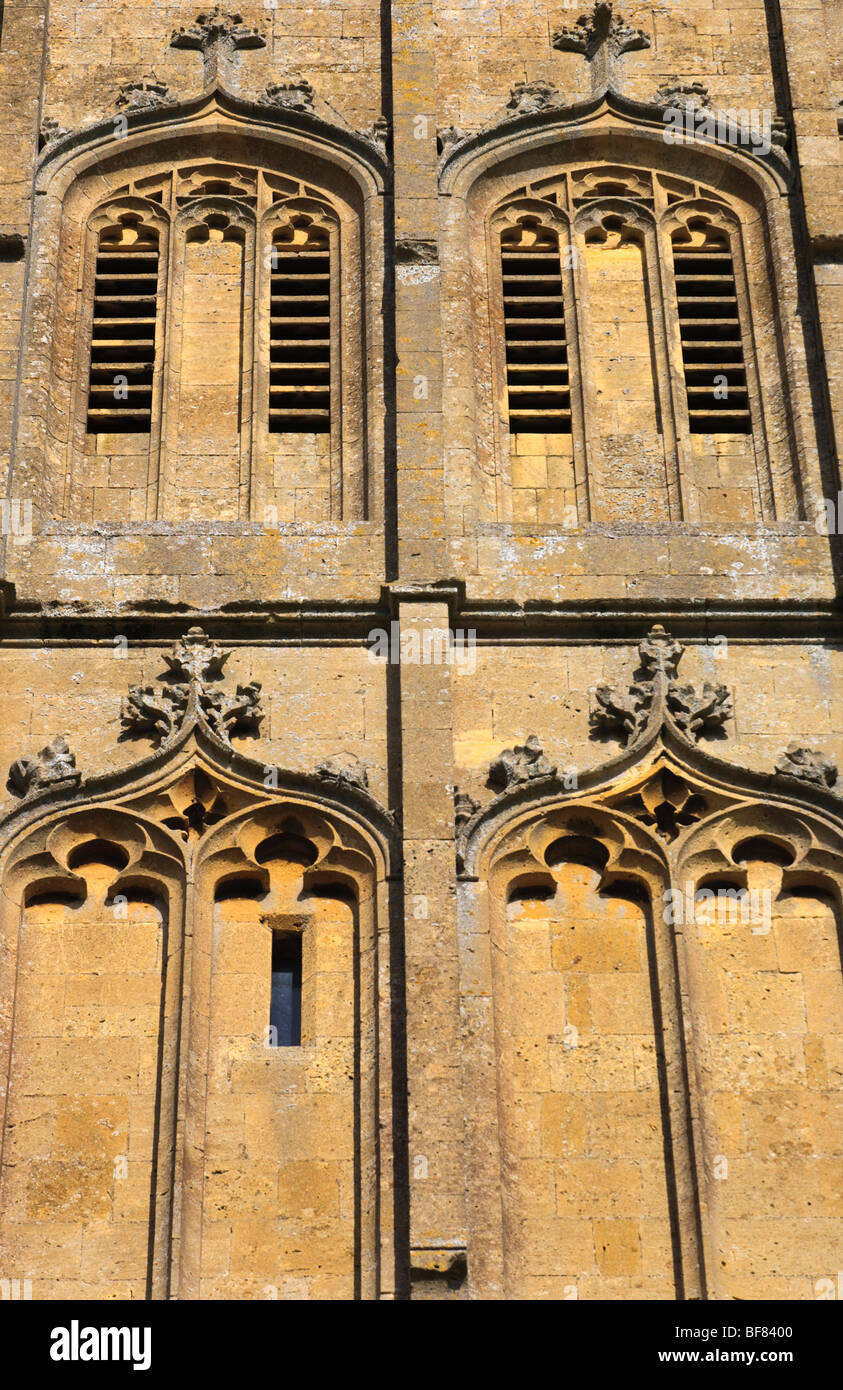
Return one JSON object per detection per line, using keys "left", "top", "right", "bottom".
{"left": 439, "top": 88, "right": 789, "bottom": 200}
{"left": 458, "top": 627, "right": 843, "bottom": 882}
{"left": 36, "top": 86, "right": 388, "bottom": 203}
{"left": 0, "top": 707, "right": 397, "bottom": 883}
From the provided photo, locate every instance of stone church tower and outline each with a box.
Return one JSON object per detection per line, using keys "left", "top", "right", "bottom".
{"left": 0, "top": 0, "right": 841, "bottom": 1301}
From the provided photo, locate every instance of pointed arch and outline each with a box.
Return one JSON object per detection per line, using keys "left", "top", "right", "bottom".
{"left": 0, "top": 699, "right": 398, "bottom": 1300}
{"left": 438, "top": 92, "right": 824, "bottom": 535}
{"left": 457, "top": 787, "right": 703, "bottom": 1299}
{"left": 672, "top": 800, "right": 843, "bottom": 1299}
{"left": 15, "top": 90, "right": 386, "bottom": 528}
{"left": 0, "top": 803, "right": 186, "bottom": 1299}
{"left": 457, "top": 625, "right": 843, "bottom": 1299}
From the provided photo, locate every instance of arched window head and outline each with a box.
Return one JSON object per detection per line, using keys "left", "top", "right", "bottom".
{"left": 86, "top": 213, "right": 160, "bottom": 435}
{"left": 176, "top": 164, "right": 258, "bottom": 206}
{"left": 269, "top": 208, "right": 334, "bottom": 434}
{"left": 671, "top": 218, "right": 751, "bottom": 435}
{"left": 184, "top": 209, "right": 247, "bottom": 247}
{"left": 500, "top": 216, "right": 571, "bottom": 436}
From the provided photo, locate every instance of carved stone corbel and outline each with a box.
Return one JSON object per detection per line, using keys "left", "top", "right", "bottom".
{"left": 488, "top": 735, "right": 556, "bottom": 789}
{"left": 115, "top": 76, "right": 177, "bottom": 111}
{"left": 259, "top": 79, "right": 315, "bottom": 112}
{"left": 653, "top": 79, "right": 711, "bottom": 114}
{"left": 316, "top": 755, "right": 369, "bottom": 792}
{"left": 360, "top": 116, "right": 389, "bottom": 154}
{"left": 39, "top": 116, "right": 71, "bottom": 148}
{"left": 437, "top": 124, "right": 473, "bottom": 158}
{"left": 8, "top": 736, "right": 81, "bottom": 799}
{"left": 454, "top": 787, "right": 481, "bottom": 827}
{"left": 775, "top": 744, "right": 838, "bottom": 789}
{"left": 505, "top": 81, "right": 564, "bottom": 117}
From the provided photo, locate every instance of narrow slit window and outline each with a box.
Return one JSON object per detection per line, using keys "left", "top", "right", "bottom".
{"left": 501, "top": 219, "right": 571, "bottom": 434}
{"left": 269, "top": 931, "right": 302, "bottom": 1046}
{"left": 86, "top": 218, "right": 159, "bottom": 434}
{"left": 269, "top": 219, "right": 331, "bottom": 433}
{"left": 672, "top": 222, "right": 751, "bottom": 434}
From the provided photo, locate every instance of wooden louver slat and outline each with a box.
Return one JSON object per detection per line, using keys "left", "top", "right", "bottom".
{"left": 86, "top": 225, "right": 159, "bottom": 434}
{"left": 672, "top": 228, "right": 751, "bottom": 435}
{"left": 501, "top": 222, "right": 571, "bottom": 434}
{"left": 269, "top": 224, "right": 331, "bottom": 433}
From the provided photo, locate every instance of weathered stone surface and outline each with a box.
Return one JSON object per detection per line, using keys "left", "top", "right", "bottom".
{"left": 0, "top": 0, "right": 840, "bottom": 1308}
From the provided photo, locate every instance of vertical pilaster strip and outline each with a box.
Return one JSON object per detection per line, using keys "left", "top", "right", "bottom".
{"left": 771, "top": 0, "right": 841, "bottom": 491}
{"left": 397, "top": 599, "right": 467, "bottom": 1295}
{"left": 391, "top": 0, "right": 447, "bottom": 580}
{"left": 0, "top": 0, "right": 49, "bottom": 572}
{"left": 390, "top": 0, "right": 468, "bottom": 1297}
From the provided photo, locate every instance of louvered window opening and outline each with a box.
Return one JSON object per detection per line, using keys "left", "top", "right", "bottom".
{"left": 270, "top": 226, "right": 331, "bottom": 433}
{"left": 86, "top": 227, "right": 159, "bottom": 434}
{"left": 673, "top": 232, "right": 751, "bottom": 434}
{"left": 501, "top": 225, "right": 571, "bottom": 434}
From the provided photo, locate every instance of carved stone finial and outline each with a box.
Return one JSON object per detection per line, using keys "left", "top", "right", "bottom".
{"left": 259, "top": 79, "right": 315, "bottom": 112}
{"left": 454, "top": 787, "right": 481, "bottom": 827}
{"left": 638, "top": 624, "right": 684, "bottom": 680}
{"left": 489, "top": 735, "right": 556, "bottom": 790}
{"left": 361, "top": 115, "right": 389, "bottom": 153}
{"left": 115, "top": 73, "right": 177, "bottom": 111}
{"left": 165, "top": 626, "right": 229, "bottom": 683}
{"left": 553, "top": 2, "right": 650, "bottom": 95}
{"left": 590, "top": 681, "right": 652, "bottom": 743}
{"left": 553, "top": 1, "right": 650, "bottom": 59}
{"left": 437, "top": 124, "right": 471, "bottom": 157}
{"left": 775, "top": 743, "right": 838, "bottom": 789}
{"left": 39, "top": 115, "right": 70, "bottom": 148}
{"left": 316, "top": 755, "right": 369, "bottom": 792}
{"left": 205, "top": 680, "right": 263, "bottom": 744}
{"left": 505, "top": 80, "right": 563, "bottom": 117}
{"left": 122, "top": 627, "right": 263, "bottom": 750}
{"left": 653, "top": 78, "right": 711, "bottom": 114}
{"left": 590, "top": 627, "right": 732, "bottom": 748}
{"left": 170, "top": 6, "right": 266, "bottom": 89}
{"left": 8, "top": 736, "right": 81, "bottom": 799}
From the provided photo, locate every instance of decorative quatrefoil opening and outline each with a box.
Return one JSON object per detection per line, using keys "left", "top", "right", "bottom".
{"left": 615, "top": 768, "right": 708, "bottom": 843}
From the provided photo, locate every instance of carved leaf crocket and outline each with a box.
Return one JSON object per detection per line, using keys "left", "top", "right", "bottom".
{"left": 590, "top": 627, "right": 732, "bottom": 747}
{"left": 123, "top": 627, "right": 263, "bottom": 749}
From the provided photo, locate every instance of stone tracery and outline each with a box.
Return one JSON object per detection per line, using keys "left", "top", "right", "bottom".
{"left": 455, "top": 624, "right": 843, "bottom": 1299}
{"left": 0, "top": 623, "right": 396, "bottom": 1302}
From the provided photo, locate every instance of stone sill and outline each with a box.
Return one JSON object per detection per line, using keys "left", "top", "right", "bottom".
{"left": 472, "top": 521, "right": 833, "bottom": 538}
{"left": 38, "top": 520, "right": 384, "bottom": 539}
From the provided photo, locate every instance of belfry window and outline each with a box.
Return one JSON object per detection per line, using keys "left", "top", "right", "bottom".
{"left": 500, "top": 219, "right": 571, "bottom": 434}
{"left": 672, "top": 220, "right": 751, "bottom": 434}
{"left": 86, "top": 217, "right": 159, "bottom": 434}
{"left": 63, "top": 168, "right": 364, "bottom": 521}
{"left": 269, "top": 217, "right": 332, "bottom": 433}
{"left": 269, "top": 931, "right": 303, "bottom": 1046}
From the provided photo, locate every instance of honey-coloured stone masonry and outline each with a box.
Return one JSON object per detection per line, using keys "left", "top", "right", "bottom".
{"left": 0, "top": 0, "right": 841, "bottom": 1299}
